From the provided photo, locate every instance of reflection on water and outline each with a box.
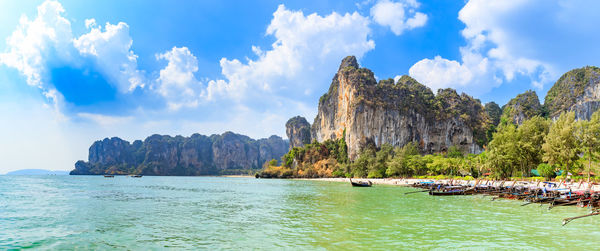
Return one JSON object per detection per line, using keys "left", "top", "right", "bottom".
{"left": 0, "top": 176, "right": 599, "bottom": 249}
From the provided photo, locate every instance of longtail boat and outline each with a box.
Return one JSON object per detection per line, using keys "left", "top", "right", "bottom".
{"left": 429, "top": 186, "right": 474, "bottom": 196}
{"left": 350, "top": 179, "right": 372, "bottom": 187}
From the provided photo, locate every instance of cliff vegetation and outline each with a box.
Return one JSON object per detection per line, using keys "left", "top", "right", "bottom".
{"left": 545, "top": 66, "right": 600, "bottom": 118}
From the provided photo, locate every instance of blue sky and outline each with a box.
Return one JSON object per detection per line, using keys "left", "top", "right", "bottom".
{"left": 1, "top": 0, "right": 600, "bottom": 173}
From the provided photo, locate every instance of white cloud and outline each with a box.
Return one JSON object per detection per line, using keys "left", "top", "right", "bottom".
{"left": 84, "top": 18, "right": 96, "bottom": 29}
{"left": 370, "top": 0, "right": 428, "bottom": 35}
{"left": 205, "top": 4, "right": 375, "bottom": 101}
{"left": 0, "top": 0, "right": 144, "bottom": 108}
{"left": 0, "top": 0, "right": 73, "bottom": 88}
{"left": 409, "top": 0, "right": 600, "bottom": 95}
{"left": 74, "top": 21, "right": 143, "bottom": 91}
{"left": 77, "top": 113, "right": 133, "bottom": 127}
{"left": 410, "top": 55, "right": 477, "bottom": 91}
{"left": 155, "top": 46, "right": 203, "bottom": 110}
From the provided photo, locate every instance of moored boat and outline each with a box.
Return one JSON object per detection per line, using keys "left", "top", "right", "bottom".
{"left": 350, "top": 179, "right": 372, "bottom": 187}
{"left": 429, "top": 188, "right": 474, "bottom": 196}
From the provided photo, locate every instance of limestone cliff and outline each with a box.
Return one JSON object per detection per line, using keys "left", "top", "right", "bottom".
{"left": 502, "top": 90, "right": 543, "bottom": 124}
{"left": 286, "top": 116, "right": 312, "bottom": 149}
{"left": 70, "top": 132, "right": 288, "bottom": 175}
{"left": 545, "top": 66, "right": 600, "bottom": 120}
{"left": 310, "top": 56, "right": 490, "bottom": 160}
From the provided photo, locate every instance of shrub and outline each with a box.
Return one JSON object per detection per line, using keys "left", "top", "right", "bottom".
{"left": 268, "top": 159, "right": 278, "bottom": 167}
{"left": 367, "top": 170, "right": 384, "bottom": 178}
{"left": 332, "top": 169, "right": 346, "bottom": 178}
{"left": 537, "top": 163, "right": 556, "bottom": 180}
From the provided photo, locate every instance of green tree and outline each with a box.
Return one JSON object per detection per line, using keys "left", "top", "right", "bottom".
{"left": 575, "top": 110, "right": 600, "bottom": 182}
{"left": 486, "top": 122, "right": 520, "bottom": 179}
{"left": 385, "top": 142, "right": 419, "bottom": 177}
{"left": 406, "top": 155, "right": 427, "bottom": 176}
{"left": 446, "top": 145, "right": 463, "bottom": 158}
{"left": 542, "top": 112, "right": 580, "bottom": 176}
{"left": 385, "top": 155, "right": 407, "bottom": 177}
{"left": 537, "top": 163, "right": 556, "bottom": 181}
{"left": 516, "top": 116, "right": 550, "bottom": 177}
{"left": 369, "top": 143, "right": 393, "bottom": 178}
{"left": 426, "top": 155, "right": 446, "bottom": 175}
{"left": 472, "top": 152, "right": 487, "bottom": 178}
{"left": 268, "top": 159, "right": 278, "bottom": 167}
{"left": 461, "top": 154, "right": 480, "bottom": 177}
{"left": 337, "top": 135, "right": 349, "bottom": 164}
{"left": 351, "top": 148, "right": 376, "bottom": 177}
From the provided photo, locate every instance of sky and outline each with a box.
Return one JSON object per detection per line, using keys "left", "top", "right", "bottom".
{"left": 1, "top": 0, "right": 600, "bottom": 173}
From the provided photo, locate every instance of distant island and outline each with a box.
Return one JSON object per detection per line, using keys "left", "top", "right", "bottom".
{"left": 6, "top": 169, "right": 70, "bottom": 175}
{"left": 70, "top": 132, "right": 288, "bottom": 176}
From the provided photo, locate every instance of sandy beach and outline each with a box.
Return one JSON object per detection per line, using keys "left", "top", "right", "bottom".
{"left": 298, "top": 177, "right": 600, "bottom": 192}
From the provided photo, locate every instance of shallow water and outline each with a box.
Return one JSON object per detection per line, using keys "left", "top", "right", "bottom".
{"left": 1, "top": 176, "right": 598, "bottom": 250}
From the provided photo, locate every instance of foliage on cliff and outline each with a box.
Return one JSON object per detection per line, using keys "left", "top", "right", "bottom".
{"left": 258, "top": 137, "right": 348, "bottom": 178}
{"left": 544, "top": 66, "right": 600, "bottom": 117}
{"left": 485, "top": 102, "right": 502, "bottom": 126}
{"left": 501, "top": 90, "right": 543, "bottom": 124}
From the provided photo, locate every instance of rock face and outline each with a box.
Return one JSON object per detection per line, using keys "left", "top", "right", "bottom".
{"left": 502, "top": 90, "right": 543, "bottom": 124}
{"left": 286, "top": 116, "right": 312, "bottom": 149}
{"left": 70, "top": 132, "right": 289, "bottom": 175}
{"left": 310, "top": 56, "right": 490, "bottom": 160}
{"left": 545, "top": 66, "right": 600, "bottom": 120}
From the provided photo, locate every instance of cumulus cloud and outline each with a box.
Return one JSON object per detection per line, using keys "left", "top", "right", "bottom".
{"left": 204, "top": 4, "right": 375, "bottom": 102}
{"left": 1, "top": 0, "right": 379, "bottom": 134}
{"left": 155, "top": 46, "right": 203, "bottom": 110}
{"left": 410, "top": 55, "right": 478, "bottom": 91}
{"left": 0, "top": 0, "right": 144, "bottom": 112}
{"left": 150, "top": 4, "right": 376, "bottom": 133}
{"left": 370, "top": 0, "right": 428, "bottom": 35}
{"left": 74, "top": 21, "right": 143, "bottom": 92}
{"left": 0, "top": 0, "right": 73, "bottom": 88}
{"left": 409, "top": 0, "right": 600, "bottom": 95}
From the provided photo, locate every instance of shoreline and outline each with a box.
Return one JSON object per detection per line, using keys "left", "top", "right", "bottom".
{"left": 296, "top": 177, "right": 600, "bottom": 191}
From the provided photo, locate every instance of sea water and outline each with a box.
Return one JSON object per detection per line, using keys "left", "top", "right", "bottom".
{"left": 1, "top": 176, "right": 599, "bottom": 250}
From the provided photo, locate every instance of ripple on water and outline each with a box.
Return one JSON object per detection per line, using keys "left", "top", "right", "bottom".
{"left": 1, "top": 176, "right": 599, "bottom": 249}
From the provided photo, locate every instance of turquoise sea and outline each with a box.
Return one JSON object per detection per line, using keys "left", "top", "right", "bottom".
{"left": 1, "top": 176, "right": 599, "bottom": 250}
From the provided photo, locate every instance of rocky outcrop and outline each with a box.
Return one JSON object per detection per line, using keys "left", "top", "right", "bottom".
{"left": 545, "top": 66, "right": 600, "bottom": 120}
{"left": 257, "top": 135, "right": 290, "bottom": 165}
{"left": 286, "top": 116, "right": 312, "bottom": 149}
{"left": 70, "top": 132, "right": 289, "bottom": 175}
{"left": 310, "top": 56, "right": 490, "bottom": 160}
{"left": 485, "top": 102, "right": 502, "bottom": 126}
{"left": 502, "top": 90, "right": 543, "bottom": 124}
